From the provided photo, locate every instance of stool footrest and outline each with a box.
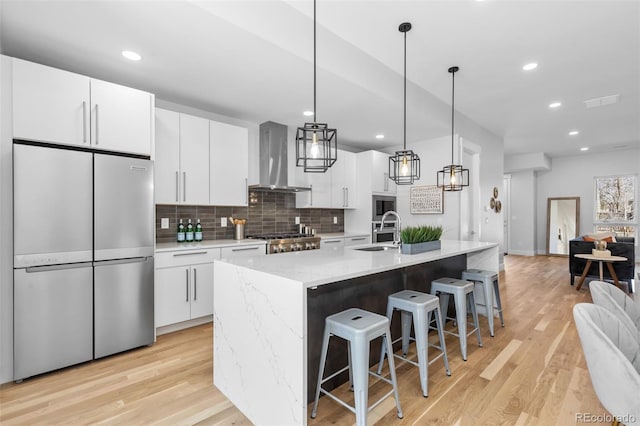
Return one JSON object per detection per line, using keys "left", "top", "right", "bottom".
{"left": 318, "top": 370, "right": 398, "bottom": 415}
{"left": 319, "top": 365, "right": 351, "bottom": 385}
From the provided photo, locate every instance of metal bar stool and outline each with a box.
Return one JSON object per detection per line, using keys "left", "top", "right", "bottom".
{"left": 430, "top": 277, "right": 483, "bottom": 361}
{"left": 376, "top": 290, "right": 451, "bottom": 398}
{"left": 462, "top": 269, "right": 504, "bottom": 337}
{"left": 311, "top": 308, "right": 403, "bottom": 426}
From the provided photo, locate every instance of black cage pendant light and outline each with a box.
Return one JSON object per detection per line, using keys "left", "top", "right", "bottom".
{"left": 437, "top": 66, "right": 469, "bottom": 191}
{"left": 295, "top": 0, "right": 337, "bottom": 173}
{"left": 389, "top": 22, "right": 420, "bottom": 185}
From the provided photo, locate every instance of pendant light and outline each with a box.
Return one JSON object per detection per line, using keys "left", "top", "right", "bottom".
{"left": 389, "top": 22, "right": 420, "bottom": 185}
{"left": 295, "top": 0, "right": 337, "bottom": 173}
{"left": 437, "top": 66, "right": 469, "bottom": 191}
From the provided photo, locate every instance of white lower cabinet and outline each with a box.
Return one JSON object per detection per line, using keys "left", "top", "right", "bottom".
{"left": 155, "top": 249, "right": 220, "bottom": 327}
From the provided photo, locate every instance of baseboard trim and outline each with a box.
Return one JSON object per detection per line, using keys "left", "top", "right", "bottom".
{"left": 507, "top": 250, "right": 536, "bottom": 256}
{"left": 156, "top": 315, "right": 212, "bottom": 336}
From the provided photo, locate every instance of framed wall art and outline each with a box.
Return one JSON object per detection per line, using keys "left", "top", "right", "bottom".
{"left": 410, "top": 185, "right": 444, "bottom": 214}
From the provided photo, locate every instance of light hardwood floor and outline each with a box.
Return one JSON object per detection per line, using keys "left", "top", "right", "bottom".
{"left": 1, "top": 255, "right": 635, "bottom": 425}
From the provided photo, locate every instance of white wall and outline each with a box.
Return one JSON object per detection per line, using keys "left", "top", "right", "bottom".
{"left": 0, "top": 56, "right": 14, "bottom": 384}
{"left": 535, "top": 148, "right": 640, "bottom": 257}
{"left": 508, "top": 170, "right": 537, "bottom": 256}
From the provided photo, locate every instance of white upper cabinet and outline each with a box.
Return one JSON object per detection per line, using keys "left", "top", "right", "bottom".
{"left": 369, "top": 150, "right": 396, "bottom": 194}
{"left": 89, "top": 79, "right": 152, "bottom": 155}
{"left": 154, "top": 108, "right": 181, "bottom": 204}
{"left": 331, "top": 150, "right": 357, "bottom": 209}
{"left": 179, "top": 113, "right": 210, "bottom": 205}
{"left": 295, "top": 166, "right": 332, "bottom": 208}
{"left": 154, "top": 109, "right": 209, "bottom": 205}
{"left": 296, "top": 149, "right": 357, "bottom": 209}
{"left": 12, "top": 58, "right": 152, "bottom": 156}
{"left": 13, "top": 59, "right": 90, "bottom": 147}
{"left": 210, "top": 121, "right": 249, "bottom": 206}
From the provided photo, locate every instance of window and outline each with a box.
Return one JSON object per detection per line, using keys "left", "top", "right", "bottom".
{"left": 593, "top": 174, "right": 637, "bottom": 239}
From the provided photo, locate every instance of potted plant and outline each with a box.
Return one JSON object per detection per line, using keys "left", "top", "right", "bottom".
{"left": 400, "top": 225, "right": 443, "bottom": 255}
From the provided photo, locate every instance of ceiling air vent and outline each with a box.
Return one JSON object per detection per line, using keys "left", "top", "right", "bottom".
{"left": 584, "top": 94, "right": 620, "bottom": 108}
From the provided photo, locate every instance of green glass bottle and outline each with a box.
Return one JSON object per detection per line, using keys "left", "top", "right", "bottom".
{"left": 177, "top": 219, "right": 185, "bottom": 243}
{"left": 186, "top": 219, "right": 194, "bottom": 242}
{"left": 195, "top": 218, "right": 203, "bottom": 242}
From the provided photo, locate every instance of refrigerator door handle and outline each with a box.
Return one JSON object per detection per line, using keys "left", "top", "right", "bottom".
{"left": 93, "top": 257, "right": 150, "bottom": 267}
{"left": 25, "top": 262, "right": 93, "bottom": 273}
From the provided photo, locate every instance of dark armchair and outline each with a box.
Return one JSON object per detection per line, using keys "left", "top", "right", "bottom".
{"left": 569, "top": 236, "right": 636, "bottom": 292}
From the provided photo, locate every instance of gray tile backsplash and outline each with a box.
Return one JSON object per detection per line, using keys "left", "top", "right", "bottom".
{"left": 156, "top": 191, "right": 344, "bottom": 243}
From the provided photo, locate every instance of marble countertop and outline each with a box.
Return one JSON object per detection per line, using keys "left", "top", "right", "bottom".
{"left": 156, "top": 239, "right": 267, "bottom": 252}
{"left": 216, "top": 239, "right": 498, "bottom": 288}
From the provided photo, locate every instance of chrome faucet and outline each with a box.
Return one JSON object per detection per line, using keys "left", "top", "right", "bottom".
{"left": 380, "top": 210, "right": 402, "bottom": 246}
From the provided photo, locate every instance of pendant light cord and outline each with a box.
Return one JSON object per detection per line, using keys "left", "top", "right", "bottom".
{"left": 403, "top": 28, "right": 407, "bottom": 151}
{"left": 451, "top": 69, "right": 455, "bottom": 164}
{"left": 313, "top": 0, "right": 317, "bottom": 126}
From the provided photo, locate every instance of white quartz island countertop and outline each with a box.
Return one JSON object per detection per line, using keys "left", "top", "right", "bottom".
{"left": 216, "top": 239, "right": 498, "bottom": 288}
{"left": 213, "top": 239, "right": 499, "bottom": 425}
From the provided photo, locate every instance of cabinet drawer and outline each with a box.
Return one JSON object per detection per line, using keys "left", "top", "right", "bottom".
{"left": 220, "top": 245, "right": 266, "bottom": 258}
{"left": 156, "top": 249, "right": 220, "bottom": 268}
{"left": 320, "top": 238, "right": 344, "bottom": 249}
{"left": 344, "top": 236, "right": 370, "bottom": 246}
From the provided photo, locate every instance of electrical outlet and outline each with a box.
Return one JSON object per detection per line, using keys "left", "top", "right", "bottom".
{"left": 161, "top": 218, "right": 169, "bottom": 229}
{"left": 333, "top": 216, "right": 338, "bottom": 224}
{"left": 295, "top": 216, "right": 300, "bottom": 225}
{"left": 221, "top": 217, "right": 227, "bottom": 227}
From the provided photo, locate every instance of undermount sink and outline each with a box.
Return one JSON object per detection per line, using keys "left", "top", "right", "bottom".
{"left": 354, "top": 245, "right": 395, "bottom": 252}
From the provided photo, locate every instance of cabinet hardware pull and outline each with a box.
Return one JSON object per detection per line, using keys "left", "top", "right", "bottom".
{"left": 130, "top": 166, "right": 147, "bottom": 172}
{"left": 343, "top": 188, "right": 346, "bottom": 207}
{"left": 183, "top": 172, "right": 186, "bottom": 202}
{"left": 324, "top": 240, "right": 341, "bottom": 244}
{"left": 82, "top": 101, "right": 87, "bottom": 143}
{"left": 95, "top": 104, "right": 99, "bottom": 145}
{"left": 351, "top": 237, "right": 366, "bottom": 241}
{"left": 193, "top": 268, "right": 197, "bottom": 300}
{"left": 173, "top": 251, "right": 208, "bottom": 257}
{"left": 346, "top": 188, "right": 349, "bottom": 207}
{"left": 310, "top": 184, "right": 313, "bottom": 206}
{"left": 175, "top": 171, "right": 179, "bottom": 202}
{"left": 185, "top": 269, "right": 189, "bottom": 302}
{"left": 245, "top": 178, "right": 248, "bottom": 204}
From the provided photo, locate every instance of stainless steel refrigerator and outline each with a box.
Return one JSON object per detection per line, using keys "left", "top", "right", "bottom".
{"left": 13, "top": 143, "right": 154, "bottom": 381}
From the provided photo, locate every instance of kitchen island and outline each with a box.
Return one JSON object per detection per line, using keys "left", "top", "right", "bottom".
{"left": 213, "top": 240, "right": 499, "bottom": 425}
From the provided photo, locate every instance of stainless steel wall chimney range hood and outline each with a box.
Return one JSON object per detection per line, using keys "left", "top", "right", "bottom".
{"left": 249, "top": 121, "right": 311, "bottom": 192}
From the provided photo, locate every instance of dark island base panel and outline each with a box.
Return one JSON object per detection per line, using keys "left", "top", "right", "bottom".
{"left": 306, "top": 254, "right": 467, "bottom": 402}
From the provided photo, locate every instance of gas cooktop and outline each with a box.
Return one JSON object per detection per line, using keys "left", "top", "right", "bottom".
{"left": 246, "top": 233, "right": 320, "bottom": 254}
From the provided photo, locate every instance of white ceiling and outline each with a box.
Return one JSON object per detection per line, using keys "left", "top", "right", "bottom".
{"left": 1, "top": 0, "right": 639, "bottom": 158}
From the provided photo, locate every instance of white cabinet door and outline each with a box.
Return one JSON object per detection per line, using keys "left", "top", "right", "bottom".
{"left": 210, "top": 121, "right": 248, "bottom": 206}
{"left": 12, "top": 58, "right": 90, "bottom": 147}
{"left": 90, "top": 79, "right": 152, "bottom": 155}
{"left": 155, "top": 266, "right": 191, "bottom": 327}
{"left": 179, "top": 113, "right": 210, "bottom": 204}
{"left": 154, "top": 108, "right": 181, "bottom": 204}
{"left": 296, "top": 168, "right": 332, "bottom": 208}
{"left": 189, "top": 262, "right": 214, "bottom": 319}
{"left": 371, "top": 151, "right": 396, "bottom": 194}
{"left": 331, "top": 150, "right": 357, "bottom": 209}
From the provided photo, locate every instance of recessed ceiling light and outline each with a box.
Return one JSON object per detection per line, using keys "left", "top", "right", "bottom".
{"left": 121, "top": 50, "right": 142, "bottom": 61}
{"left": 580, "top": 147, "right": 589, "bottom": 151}
{"left": 303, "top": 110, "right": 314, "bottom": 116}
{"left": 522, "top": 62, "right": 538, "bottom": 71}
{"left": 549, "top": 102, "right": 562, "bottom": 109}
{"left": 375, "top": 134, "right": 385, "bottom": 139}
{"left": 569, "top": 130, "right": 579, "bottom": 136}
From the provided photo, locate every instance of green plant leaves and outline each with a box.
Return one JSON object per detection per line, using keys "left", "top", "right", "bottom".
{"left": 400, "top": 225, "right": 443, "bottom": 244}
